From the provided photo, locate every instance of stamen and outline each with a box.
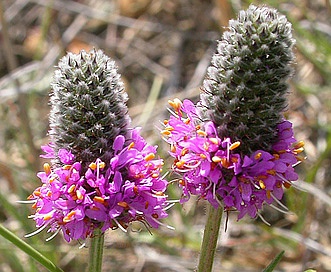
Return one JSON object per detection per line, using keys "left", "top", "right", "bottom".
{"left": 229, "top": 141, "right": 241, "bottom": 150}
{"left": 212, "top": 156, "right": 222, "bottom": 163}
{"left": 254, "top": 152, "right": 262, "bottom": 160}
{"left": 16, "top": 200, "right": 37, "bottom": 204}
{"left": 168, "top": 98, "right": 182, "bottom": 112}
{"left": 89, "top": 162, "right": 97, "bottom": 170}
{"left": 113, "top": 218, "right": 127, "bottom": 233}
{"left": 257, "top": 212, "right": 271, "bottom": 226}
{"left": 45, "top": 228, "right": 61, "bottom": 242}
{"left": 197, "top": 130, "right": 207, "bottom": 137}
{"left": 76, "top": 190, "right": 84, "bottom": 200}
{"left": 68, "top": 184, "right": 76, "bottom": 194}
{"left": 209, "top": 138, "right": 219, "bottom": 145}
{"left": 294, "top": 147, "right": 304, "bottom": 154}
{"left": 25, "top": 223, "right": 49, "bottom": 238}
{"left": 293, "top": 140, "right": 304, "bottom": 149}
{"left": 259, "top": 180, "right": 266, "bottom": 189}
{"left": 150, "top": 216, "right": 175, "bottom": 230}
{"left": 117, "top": 201, "right": 129, "bottom": 209}
{"left": 62, "top": 165, "right": 71, "bottom": 170}
{"left": 181, "top": 148, "right": 189, "bottom": 156}
{"left": 63, "top": 211, "right": 76, "bottom": 223}
{"left": 43, "top": 163, "right": 51, "bottom": 176}
{"left": 270, "top": 193, "right": 289, "bottom": 211}
{"left": 144, "top": 153, "right": 155, "bottom": 161}
{"left": 128, "top": 142, "right": 135, "bottom": 150}
{"left": 175, "top": 160, "right": 185, "bottom": 168}
{"left": 269, "top": 204, "right": 291, "bottom": 214}
{"left": 200, "top": 154, "right": 207, "bottom": 159}
{"left": 161, "top": 130, "right": 171, "bottom": 136}
{"left": 94, "top": 196, "right": 105, "bottom": 204}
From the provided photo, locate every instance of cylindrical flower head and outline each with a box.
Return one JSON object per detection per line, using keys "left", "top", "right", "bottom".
{"left": 25, "top": 50, "right": 170, "bottom": 242}
{"left": 200, "top": 5, "right": 295, "bottom": 154}
{"left": 49, "top": 49, "right": 130, "bottom": 165}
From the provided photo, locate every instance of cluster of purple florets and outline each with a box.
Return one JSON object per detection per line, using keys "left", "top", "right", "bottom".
{"left": 162, "top": 99, "right": 304, "bottom": 220}
{"left": 28, "top": 128, "right": 168, "bottom": 242}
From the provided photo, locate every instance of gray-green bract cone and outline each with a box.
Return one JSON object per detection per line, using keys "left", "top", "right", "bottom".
{"left": 199, "top": 5, "right": 295, "bottom": 154}
{"left": 49, "top": 49, "right": 130, "bottom": 165}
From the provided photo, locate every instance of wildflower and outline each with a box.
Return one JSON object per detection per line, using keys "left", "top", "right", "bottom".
{"left": 162, "top": 99, "right": 303, "bottom": 220}
{"left": 26, "top": 50, "right": 169, "bottom": 242}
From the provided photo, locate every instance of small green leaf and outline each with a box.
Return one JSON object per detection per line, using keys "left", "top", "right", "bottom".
{"left": 262, "top": 250, "right": 285, "bottom": 272}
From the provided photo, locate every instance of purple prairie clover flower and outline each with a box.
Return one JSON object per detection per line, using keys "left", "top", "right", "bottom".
{"left": 162, "top": 98, "right": 304, "bottom": 221}
{"left": 26, "top": 128, "right": 169, "bottom": 242}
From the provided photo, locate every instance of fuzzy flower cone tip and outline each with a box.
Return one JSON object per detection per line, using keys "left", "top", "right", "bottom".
{"left": 25, "top": 50, "right": 170, "bottom": 242}
{"left": 162, "top": 5, "right": 304, "bottom": 221}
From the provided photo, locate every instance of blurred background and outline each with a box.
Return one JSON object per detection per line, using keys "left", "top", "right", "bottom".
{"left": 0, "top": 0, "right": 331, "bottom": 271}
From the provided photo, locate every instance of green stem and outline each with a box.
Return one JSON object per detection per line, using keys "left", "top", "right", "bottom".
{"left": 0, "top": 223, "right": 64, "bottom": 272}
{"left": 88, "top": 228, "right": 105, "bottom": 272}
{"left": 197, "top": 204, "right": 223, "bottom": 272}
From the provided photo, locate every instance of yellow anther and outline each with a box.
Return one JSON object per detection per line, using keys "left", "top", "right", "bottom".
{"left": 266, "top": 190, "right": 271, "bottom": 199}
{"left": 209, "top": 138, "right": 219, "bottom": 145}
{"left": 175, "top": 160, "right": 185, "bottom": 168}
{"left": 46, "top": 191, "right": 52, "bottom": 197}
{"left": 254, "top": 152, "right": 262, "bottom": 160}
{"left": 43, "top": 213, "right": 53, "bottom": 221}
{"left": 68, "top": 184, "right": 76, "bottom": 194}
{"left": 168, "top": 98, "right": 182, "bottom": 111}
{"left": 203, "top": 142, "right": 210, "bottom": 151}
{"left": 94, "top": 196, "right": 105, "bottom": 204}
{"left": 161, "top": 130, "right": 171, "bottom": 136}
{"left": 117, "top": 201, "right": 129, "bottom": 209}
{"left": 43, "top": 163, "right": 51, "bottom": 176}
{"left": 294, "top": 147, "right": 304, "bottom": 154}
{"left": 197, "top": 130, "right": 207, "bottom": 137}
{"left": 152, "top": 173, "right": 159, "bottom": 178}
{"left": 195, "top": 125, "right": 201, "bottom": 130}
{"left": 200, "top": 154, "right": 207, "bottom": 159}
{"left": 170, "top": 144, "right": 176, "bottom": 153}
{"left": 220, "top": 158, "right": 230, "bottom": 168}
{"left": 63, "top": 211, "right": 76, "bottom": 223}
{"left": 166, "top": 126, "right": 174, "bottom": 131}
{"left": 229, "top": 141, "right": 241, "bottom": 150}
{"left": 293, "top": 140, "right": 305, "bottom": 149}
{"left": 273, "top": 154, "right": 280, "bottom": 160}
{"left": 128, "top": 142, "right": 135, "bottom": 150}
{"left": 181, "top": 148, "right": 188, "bottom": 156}
{"left": 89, "top": 162, "right": 97, "bottom": 170}
{"left": 267, "top": 169, "right": 276, "bottom": 175}
{"left": 163, "top": 119, "right": 169, "bottom": 125}
{"left": 184, "top": 118, "right": 190, "bottom": 124}
{"left": 155, "top": 191, "right": 164, "bottom": 196}
{"left": 259, "top": 180, "right": 266, "bottom": 189}
{"left": 76, "top": 190, "right": 83, "bottom": 200}
{"left": 98, "top": 162, "right": 106, "bottom": 169}
{"left": 33, "top": 190, "right": 41, "bottom": 197}
{"left": 144, "top": 153, "right": 155, "bottom": 161}
{"left": 62, "top": 165, "right": 71, "bottom": 170}
{"left": 212, "top": 156, "right": 222, "bottom": 163}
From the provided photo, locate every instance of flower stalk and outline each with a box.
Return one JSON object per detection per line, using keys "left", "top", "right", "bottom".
{"left": 88, "top": 228, "right": 105, "bottom": 272}
{"left": 197, "top": 205, "right": 223, "bottom": 272}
